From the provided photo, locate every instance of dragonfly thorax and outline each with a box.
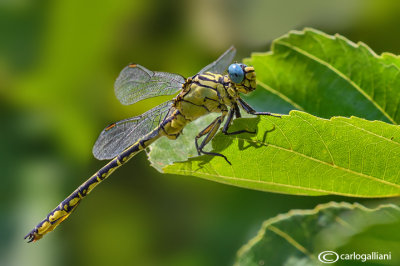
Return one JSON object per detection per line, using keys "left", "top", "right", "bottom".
{"left": 176, "top": 73, "right": 228, "bottom": 118}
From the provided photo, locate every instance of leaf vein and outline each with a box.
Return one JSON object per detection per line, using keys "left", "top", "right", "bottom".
{"left": 267, "top": 225, "right": 316, "bottom": 261}
{"left": 293, "top": 112, "right": 335, "bottom": 165}
{"left": 170, "top": 167, "right": 399, "bottom": 197}
{"left": 233, "top": 134, "right": 400, "bottom": 190}
{"left": 276, "top": 40, "right": 396, "bottom": 124}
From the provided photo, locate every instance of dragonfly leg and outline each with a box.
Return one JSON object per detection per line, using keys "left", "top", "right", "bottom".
{"left": 238, "top": 98, "right": 281, "bottom": 117}
{"left": 195, "top": 116, "right": 220, "bottom": 155}
{"left": 195, "top": 112, "right": 231, "bottom": 164}
{"left": 222, "top": 105, "right": 255, "bottom": 135}
{"left": 234, "top": 103, "right": 241, "bottom": 118}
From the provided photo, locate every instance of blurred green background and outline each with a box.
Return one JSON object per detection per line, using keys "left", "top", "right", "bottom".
{"left": 1, "top": 0, "right": 400, "bottom": 265}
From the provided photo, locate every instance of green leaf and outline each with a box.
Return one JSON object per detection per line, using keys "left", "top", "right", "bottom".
{"left": 235, "top": 202, "right": 400, "bottom": 266}
{"left": 243, "top": 28, "right": 400, "bottom": 124}
{"left": 163, "top": 111, "right": 400, "bottom": 197}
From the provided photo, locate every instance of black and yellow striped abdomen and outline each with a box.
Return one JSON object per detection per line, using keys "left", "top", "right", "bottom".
{"left": 24, "top": 127, "right": 162, "bottom": 242}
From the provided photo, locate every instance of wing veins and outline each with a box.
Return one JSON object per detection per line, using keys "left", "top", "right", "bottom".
{"left": 93, "top": 101, "right": 174, "bottom": 160}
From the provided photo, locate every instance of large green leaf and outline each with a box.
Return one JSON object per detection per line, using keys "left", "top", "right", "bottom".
{"left": 243, "top": 28, "right": 400, "bottom": 124}
{"left": 162, "top": 111, "right": 400, "bottom": 197}
{"left": 147, "top": 28, "right": 400, "bottom": 197}
{"left": 235, "top": 202, "right": 400, "bottom": 266}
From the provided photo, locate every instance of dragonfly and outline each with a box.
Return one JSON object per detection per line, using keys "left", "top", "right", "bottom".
{"left": 25, "top": 46, "right": 279, "bottom": 242}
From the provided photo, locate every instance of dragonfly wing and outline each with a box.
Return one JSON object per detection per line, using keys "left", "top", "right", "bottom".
{"left": 197, "top": 46, "right": 236, "bottom": 75}
{"left": 93, "top": 101, "right": 174, "bottom": 160}
{"left": 115, "top": 64, "right": 185, "bottom": 105}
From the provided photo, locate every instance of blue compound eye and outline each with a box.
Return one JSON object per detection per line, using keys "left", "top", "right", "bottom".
{"left": 228, "top": 63, "right": 245, "bottom": 84}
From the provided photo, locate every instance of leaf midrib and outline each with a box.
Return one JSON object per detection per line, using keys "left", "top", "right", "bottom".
{"left": 275, "top": 40, "right": 397, "bottom": 125}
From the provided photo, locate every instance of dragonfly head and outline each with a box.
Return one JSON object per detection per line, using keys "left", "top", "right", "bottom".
{"left": 228, "top": 63, "right": 256, "bottom": 94}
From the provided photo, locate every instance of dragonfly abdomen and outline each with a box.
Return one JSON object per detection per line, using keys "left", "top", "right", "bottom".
{"left": 24, "top": 127, "right": 163, "bottom": 242}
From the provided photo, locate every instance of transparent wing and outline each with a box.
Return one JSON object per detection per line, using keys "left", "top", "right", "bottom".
{"left": 115, "top": 64, "right": 185, "bottom": 105}
{"left": 197, "top": 46, "right": 236, "bottom": 75}
{"left": 93, "top": 101, "right": 174, "bottom": 160}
